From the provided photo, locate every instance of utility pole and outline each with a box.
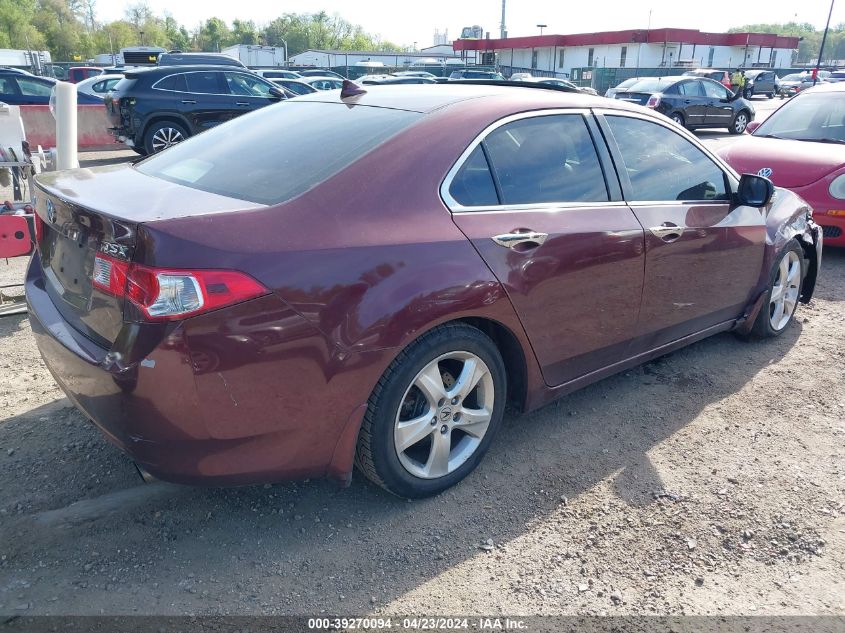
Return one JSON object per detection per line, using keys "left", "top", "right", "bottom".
{"left": 500, "top": 0, "right": 507, "bottom": 39}
{"left": 814, "top": 0, "right": 835, "bottom": 85}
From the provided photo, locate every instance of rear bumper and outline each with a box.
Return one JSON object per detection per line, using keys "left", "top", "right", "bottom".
{"left": 814, "top": 213, "right": 845, "bottom": 247}
{"left": 25, "top": 252, "right": 366, "bottom": 486}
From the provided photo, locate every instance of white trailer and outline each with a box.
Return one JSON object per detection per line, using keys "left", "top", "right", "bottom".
{"left": 222, "top": 45, "right": 287, "bottom": 67}
{"left": 0, "top": 48, "right": 52, "bottom": 73}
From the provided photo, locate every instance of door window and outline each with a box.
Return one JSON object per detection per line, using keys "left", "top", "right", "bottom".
{"left": 16, "top": 78, "right": 52, "bottom": 97}
{"left": 185, "top": 71, "right": 222, "bottom": 94}
{"left": 482, "top": 114, "right": 609, "bottom": 205}
{"left": 223, "top": 72, "right": 273, "bottom": 97}
{"left": 0, "top": 77, "right": 15, "bottom": 94}
{"left": 702, "top": 81, "right": 729, "bottom": 99}
{"left": 605, "top": 115, "right": 729, "bottom": 202}
{"left": 678, "top": 80, "right": 705, "bottom": 97}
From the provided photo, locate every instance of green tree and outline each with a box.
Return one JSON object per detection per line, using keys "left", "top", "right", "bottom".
{"left": 230, "top": 19, "right": 257, "bottom": 45}
{"left": 197, "top": 16, "right": 229, "bottom": 52}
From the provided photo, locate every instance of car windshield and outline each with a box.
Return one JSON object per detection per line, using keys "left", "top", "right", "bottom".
{"left": 755, "top": 92, "right": 845, "bottom": 142}
{"left": 137, "top": 102, "right": 421, "bottom": 205}
{"left": 627, "top": 78, "right": 676, "bottom": 92}
{"left": 615, "top": 78, "right": 639, "bottom": 88}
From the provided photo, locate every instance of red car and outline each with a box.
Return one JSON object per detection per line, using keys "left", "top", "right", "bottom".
{"left": 683, "top": 68, "right": 733, "bottom": 90}
{"left": 718, "top": 81, "right": 845, "bottom": 247}
{"left": 26, "top": 84, "right": 821, "bottom": 498}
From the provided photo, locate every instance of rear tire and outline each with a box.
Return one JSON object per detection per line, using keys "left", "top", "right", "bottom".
{"left": 751, "top": 240, "right": 804, "bottom": 338}
{"left": 144, "top": 120, "right": 189, "bottom": 154}
{"left": 355, "top": 324, "right": 507, "bottom": 498}
{"left": 670, "top": 112, "right": 686, "bottom": 128}
{"left": 729, "top": 110, "right": 750, "bottom": 135}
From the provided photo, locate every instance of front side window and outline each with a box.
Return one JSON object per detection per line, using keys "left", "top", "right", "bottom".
{"left": 482, "top": 114, "right": 609, "bottom": 205}
{"left": 605, "top": 115, "right": 729, "bottom": 202}
{"left": 224, "top": 72, "right": 272, "bottom": 97}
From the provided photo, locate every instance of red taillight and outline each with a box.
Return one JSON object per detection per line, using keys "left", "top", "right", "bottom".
{"left": 646, "top": 95, "right": 661, "bottom": 108}
{"left": 93, "top": 254, "right": 268, "bottom": 321}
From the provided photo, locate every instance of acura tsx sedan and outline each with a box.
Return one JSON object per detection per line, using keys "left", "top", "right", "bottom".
{"left": 27, "top": 83, "right": 822, "bottom": 498}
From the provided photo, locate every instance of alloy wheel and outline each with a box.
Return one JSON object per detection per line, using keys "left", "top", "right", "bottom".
{"left": 769, "top": 250, "right": 801, "bottom": 331}
{"left": 151, "top": 127, "right": 184, "bottom": 152}
{"left": 393, "top": 351, "right": 494, "bottom": 479}
{"left": 734, "top": 112, "right": 748, "bottom": 133}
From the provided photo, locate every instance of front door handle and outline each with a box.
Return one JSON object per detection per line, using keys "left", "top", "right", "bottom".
{"left": 235, "top": 101, "right": 250, "bottom": 106}
{"left": 649, "top": 222, "right": 685, "bottom": 242}
{"left": 491, "top": 231, "right": 548, "bottom": 249}
{"left": 181, "top": 100, "right": 197, "bottom": 104}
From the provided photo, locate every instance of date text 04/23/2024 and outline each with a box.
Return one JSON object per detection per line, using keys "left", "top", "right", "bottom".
{"left": 307, "top": 617, "right": 528, "bottom": 630}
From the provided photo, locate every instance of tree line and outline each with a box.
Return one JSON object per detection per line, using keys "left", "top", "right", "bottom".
{"left": 0, "top": 0, "right": 404, "bottom": 61}
{"left": 729, "top": 22, "right": 845, "bottom": 64}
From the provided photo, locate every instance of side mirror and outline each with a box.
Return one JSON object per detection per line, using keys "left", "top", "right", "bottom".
{"left": 746, "top": 120, "right": 761, "bottom": 134}
{"left": 268, "top": 86, "right": 285, "bottom": 100}
{"left": 736, "top": 174, "right": 774, "bottom": 208}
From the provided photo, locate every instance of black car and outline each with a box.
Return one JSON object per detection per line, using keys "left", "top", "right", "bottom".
{"left": 157, "top": 52, "right": 246, "bottom": 68}
{"left": 0, "top": 71, "right": 99, "bottom": 105}
{"left": 615, "top": 76, "right": 755, "bottom": 134}
{"left": 105, "top": 65, "right": 286, "bottom": 154}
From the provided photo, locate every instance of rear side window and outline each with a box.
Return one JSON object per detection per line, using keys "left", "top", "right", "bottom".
{"left": 482, "top": 114, "right": 609, "bottom": 205}
{"left": 0, "top": 77, "right": 15, "bottom": 93}
{"left": 605, "top": 115, "right": 729, "bottom": 202}
{"left": 449, "top": 145, "right": 498, "bottom": 206}
{"left": 678, "top": 81, "right": 704, "bottom": 97}
{"left": 137, "top": 102, "right": 421, "bottom": 205}
{"left": 186, "top": 71, "right": 221, "bottom": 94}
{"left": 155, "top": 74, "right": 187, "bottom": 91}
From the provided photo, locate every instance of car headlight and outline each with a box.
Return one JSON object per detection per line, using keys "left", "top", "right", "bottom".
{"left": 829, "top": 173, "right": 845, "bottom": 199}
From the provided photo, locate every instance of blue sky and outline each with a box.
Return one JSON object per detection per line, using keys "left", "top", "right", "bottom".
{"left": 98, "top": 0, "right": 842, "bottom": 49}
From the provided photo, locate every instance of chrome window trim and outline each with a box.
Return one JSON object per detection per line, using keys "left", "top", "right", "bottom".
{"left": 440, "top": 108, "right": 606, "bottom": 213}
{"left": 152, "top": 71, "right": 273, "bottom": 96}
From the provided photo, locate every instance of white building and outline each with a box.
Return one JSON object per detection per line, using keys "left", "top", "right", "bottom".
{"left": 289, "top": 45, "right": 463, "bottom": 69}
{"left": 453, "top": 28, "right": 799, "bottom": 78}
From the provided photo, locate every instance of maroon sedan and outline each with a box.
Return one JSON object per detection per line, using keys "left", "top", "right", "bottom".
{"left": 26, "top": 84, "right": 822, "bottom": 498}
{"left": 717, "top": 81, "right": 845, "bottom": 248}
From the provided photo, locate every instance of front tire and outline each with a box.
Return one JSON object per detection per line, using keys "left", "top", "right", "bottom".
{"left": 751, "top": 240, "right": 804, "bottom": 338}
{"left": 730, "top": 110, "right": 750, "bottom": 135}
{"left": 144, "top": 120, "right": 189, "bottom": 154}
{"left": 355, "top": 324, "right": 506, "bottom": 498}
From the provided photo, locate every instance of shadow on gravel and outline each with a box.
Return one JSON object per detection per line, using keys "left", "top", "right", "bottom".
{"left": 0, "top": 318, "right": 804, "bottom": 615}
{"left": 0, "top": 312, "right": 27, "bottom": 342}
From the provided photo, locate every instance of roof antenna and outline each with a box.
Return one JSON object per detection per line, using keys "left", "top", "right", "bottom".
{"left": 341, "top": 79, "right": 367, "bottom": 99}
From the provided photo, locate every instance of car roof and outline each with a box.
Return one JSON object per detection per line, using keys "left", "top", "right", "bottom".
{"left": 125, "top": 65, "right": 256, "bottom": 77}
{"left": 291, "top": 83, "right": 652, "bottom": 115}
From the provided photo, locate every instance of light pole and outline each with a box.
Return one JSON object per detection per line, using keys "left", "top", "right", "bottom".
{"left": 814, "top": 0, "right": 835, "bottom": 85}
{"left": 537, "top": 24, "right": 547, "bottom": 35}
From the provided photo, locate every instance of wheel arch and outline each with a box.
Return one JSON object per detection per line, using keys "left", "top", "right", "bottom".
{"left": 138, "top": 113, "right": 192, "bottom": 146}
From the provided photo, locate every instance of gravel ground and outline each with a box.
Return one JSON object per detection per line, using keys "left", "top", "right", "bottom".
{"left": 0, "top": 140, "right": 843, "bottom": 619}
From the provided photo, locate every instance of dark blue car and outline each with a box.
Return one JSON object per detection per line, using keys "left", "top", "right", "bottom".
{"left": 0, "top": 71, "right": 100, "bottom": 105}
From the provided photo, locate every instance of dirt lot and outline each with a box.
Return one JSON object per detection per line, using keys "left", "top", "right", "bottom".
{"left": 0, "top": 144, "right": 843, "bottom": 619}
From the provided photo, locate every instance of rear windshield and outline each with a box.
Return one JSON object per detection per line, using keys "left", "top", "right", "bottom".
{"left": 137, "top": 101, "right": 422, "bottom": 205}
{"left": 627, "top": 78, "right": 677, "bottom": 92}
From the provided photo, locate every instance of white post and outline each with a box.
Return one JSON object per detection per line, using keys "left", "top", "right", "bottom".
{"left": 55, "top": 81, "right": 78, "bottom": 171}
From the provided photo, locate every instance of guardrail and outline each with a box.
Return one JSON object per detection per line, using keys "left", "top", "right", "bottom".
{"left": 19, "top": 104, "right": 120, "bottom": 151}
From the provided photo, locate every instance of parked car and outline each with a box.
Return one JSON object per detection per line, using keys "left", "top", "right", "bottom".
{"left": 683, "top": 68, "right": 732, "bottom": 89}
{"left": 449, "top": 69, "right": 506, "bottom": 80}
{"left": 0, "top": 71, "right": 99, "bottom": 105}
{"left": 298, "top": 76, "right": 345, "bottom": 90}
{"left": 360, "top": 76, "right": 436, "bottom": 85}
{"left": 393, "top": 71, "right": 437, "bottom": 79}
{"left": 742, "top": 69, "right": 778, "bottom": 99}
{"left": 539, "top": 78, "right": 597, "bottom": 95}
{"left": 777, "top": 73, "right": 826, "bottom": 98}
{"left": 75, "top": 74, "right": 122, "bottom": 101}
{"left": 605, "top": 77, "right": 641, "bottom": 98}
{"left": 104, "top": 65, "right": 286, "bottom": 154}
{"left": 717, "top": 81, "right": 845, "bottom": 247}
{"left": 67, "top": 66, "right": 104, "bottom": 83}
{"left": 271, "top": 78, "right": 317, "bottom": 95}
{"left": 157, "top": 52, "right": 246, "bottom": 68}
{"left": 27, "top": 84, "right": 820, "bottom": 498}
{"left": 255, "top": 69, "right": 301, "bottom": 80}
{"left": 298, "top": 69, "right": 345, "bottom": 79}
{"left": 509, "top": 72, "right": 534, "bottom": 81}
{"left": 614, "top": 76, "right": 754, "bottom": 134}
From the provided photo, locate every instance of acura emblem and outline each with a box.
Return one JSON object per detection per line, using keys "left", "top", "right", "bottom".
{"left": 46, "top": 198, "right": 56, "bottom": 223}
{"left": 757, "top": 167, "right": 773, "bottom": 178}
{"left": 440, "top": 407, "right": 452, "bottom": 421}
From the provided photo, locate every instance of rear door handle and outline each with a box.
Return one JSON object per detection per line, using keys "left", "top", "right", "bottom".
{"left": 235, "top": 101, "right": 250, "bottom": 106}
{"left": 181, "top": 100, "right": 197, "bottom": 104}
{"left": 491, "top": 231, "right": 548, "bottom": 249}
{"left": 649, "top": 222, "right": 684, "bottom": 242}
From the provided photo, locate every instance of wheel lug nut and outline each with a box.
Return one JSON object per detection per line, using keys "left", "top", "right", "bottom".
{"left": 431, "top": 417, "right": 437, "bottom": 425}
{"left": 451, "top": 397, "right": 459, "bottom": 405}
{"left": 453, "top": 413, "right": 461, "bottom": 422}
{"left": 440, "top": 425, "right": 448, "bottom": 434}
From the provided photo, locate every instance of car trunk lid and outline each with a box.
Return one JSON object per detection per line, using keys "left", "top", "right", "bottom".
{"left": 614, "top": 92, "right": 652, "bottom": 106}
{"left": 33, "top": 164, "right": 264, "bottom": 347}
